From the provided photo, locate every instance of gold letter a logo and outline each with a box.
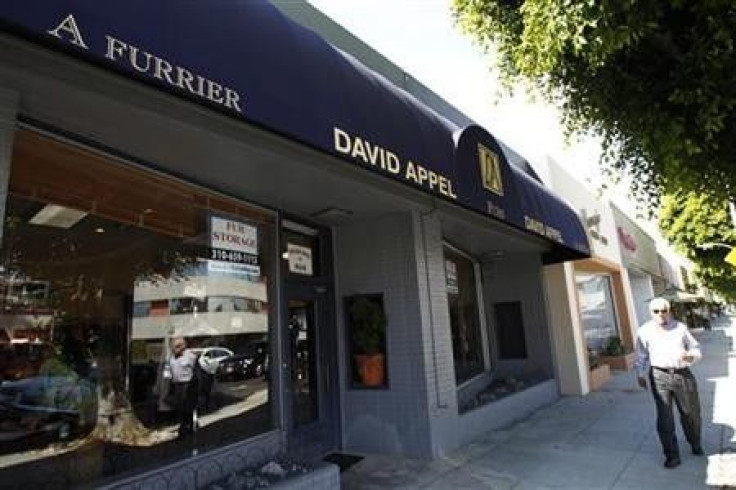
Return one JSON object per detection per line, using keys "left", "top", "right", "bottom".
{"left": 478, "top": 144, "right": 503, "bottom": 196}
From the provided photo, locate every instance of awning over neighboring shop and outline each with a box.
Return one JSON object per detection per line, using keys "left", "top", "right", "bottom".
{"left": 649, "top": 287, "right": 707, "bottom": 304}
{"left": 0, "top": 0, "right": 590, "bottom": 262}
{"left": 512, "top": 167, "right": 591, "bottom": 263}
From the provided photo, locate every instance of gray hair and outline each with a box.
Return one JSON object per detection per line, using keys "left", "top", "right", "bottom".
{"left": 649, "top": 297, "right": 671, "bottom": 312}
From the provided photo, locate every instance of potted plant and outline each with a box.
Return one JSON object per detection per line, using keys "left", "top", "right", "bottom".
{"left": 599, "top": 335, "right": 635, "bottom": 371}
{"left": 348, "top": 295, "right": 387, "bottom": 387}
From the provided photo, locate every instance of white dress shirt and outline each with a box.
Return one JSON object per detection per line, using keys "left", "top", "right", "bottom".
{"left": 634, "top": 318, "right": 702, "bottom": 377}
{"left": 169, "top": 350, "right": 196, "bottom": 383}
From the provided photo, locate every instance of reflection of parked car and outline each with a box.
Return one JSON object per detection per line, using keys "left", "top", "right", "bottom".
{"left": 188, "top": 346, "right": 234, "bottom": 375}
{"left": 0, "top": 342, "right": 56, "bottom": 381}
{"left": 0, "top": 375, "right": 97, "bottom": 443}
{"left": 217, "top": 343, "right": 269, "bottom": 380}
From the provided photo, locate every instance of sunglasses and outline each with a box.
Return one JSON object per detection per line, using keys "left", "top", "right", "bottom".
{"left": 652, "top": 309, "right": 669, "bottom": 314}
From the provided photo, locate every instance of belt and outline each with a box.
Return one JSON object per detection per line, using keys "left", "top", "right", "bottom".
{"left": 652, "top": 366, "right": 690, "bottom": 375}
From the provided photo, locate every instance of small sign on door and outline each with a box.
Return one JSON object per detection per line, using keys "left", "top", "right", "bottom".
{"left": 288, "top": 243, "right": 313, "bottom": 276}
{"left": 445, "top": 259, "right": 459, "bottom": 294}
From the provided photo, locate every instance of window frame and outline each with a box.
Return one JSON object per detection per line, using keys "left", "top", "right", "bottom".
{"left": 574, "top": 271, "right": 621, "bottom": 352}
{"left": 0, "top": 126, "right": 284, "bottom": 485}
{"left": 442, "top": 241, "right": 490, "bottom": 386}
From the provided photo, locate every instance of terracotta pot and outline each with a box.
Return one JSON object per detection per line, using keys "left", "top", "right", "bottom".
{"left": 355, "top": 354, "right": 385, "bottom": 387}
{"left": 589, "top": 363, "right": 611, "bottom": 391}
{"left": 599, "top": 352, "right": 635, "bottom": 371}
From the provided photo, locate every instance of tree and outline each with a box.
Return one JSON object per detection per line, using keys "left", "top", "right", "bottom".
{"left": 452, "top": 0, "right": 736, "bottom": 206}
{"left": 658, "top": 191, "right": 736, "bottom": 301}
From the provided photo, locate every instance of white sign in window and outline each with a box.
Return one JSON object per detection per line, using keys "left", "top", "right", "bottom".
{"left": 210, "top": 216, "right": 258, "bottom": 254}
{"left": 288, "top": 243, "right": 313, "bottom": 276}
{"left": 207, "top": 259, "right": 260, "bottom": 276}
{"left": 445, "top": 259, "right": 459, "bottom": 295}
{"left": 209, "top": 215, "right": 260, "bottom": 276}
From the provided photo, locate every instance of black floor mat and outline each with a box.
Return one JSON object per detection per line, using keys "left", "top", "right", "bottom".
{"left": 322, "top": 452, "right": 364, "bottom": 472}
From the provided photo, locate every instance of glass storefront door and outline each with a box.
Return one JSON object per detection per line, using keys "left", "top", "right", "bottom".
{"left": 282, "top": 222, "right": 338, "bottom": 459}
{"left": 288, "top": 297, "right": 318, "bottom": 426}
{"left": 284, "top": 284, "right": 338, "bottom": 458}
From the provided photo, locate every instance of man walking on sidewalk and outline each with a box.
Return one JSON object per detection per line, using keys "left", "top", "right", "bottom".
{"left": 635, "top": 297, "right": 704, "bottom": 469}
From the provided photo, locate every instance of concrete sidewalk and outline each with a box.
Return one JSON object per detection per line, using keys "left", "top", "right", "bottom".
{"left": 342, "top": 315, "right": 736, "bottom": 489}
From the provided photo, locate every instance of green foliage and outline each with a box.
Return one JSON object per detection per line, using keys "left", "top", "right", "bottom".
{"left": 658, "top": 191, "right": 736, "bottom": 301}
{"left": 348, "top": 296, "right": 386, "bottom": 355}
{"left": 602, "top": 335, "right": 626, "bottom": 356}
{"left": 587, "top": 346, "right": 600, "bottom": 370}
{"left": 453, "top": 0, "right": 736, "bottom": 205}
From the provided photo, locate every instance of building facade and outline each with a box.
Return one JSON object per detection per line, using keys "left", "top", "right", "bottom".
{"left": 0, "top": 1, "right": 589, "bottom": 487}
{"left": 611, "top": 204, "right": 666, "bottom": 325}
{"left": 537, "top": 159, "right": 639, "bottom": 395}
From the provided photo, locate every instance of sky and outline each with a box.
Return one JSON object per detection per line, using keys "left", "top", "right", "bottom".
{"left": 307, "top": 0, "right": 605, "bottom": 189}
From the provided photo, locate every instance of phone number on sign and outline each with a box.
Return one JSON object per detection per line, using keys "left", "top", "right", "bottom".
{"left": 210, "top": 248, "right": 259, "bottom": 265}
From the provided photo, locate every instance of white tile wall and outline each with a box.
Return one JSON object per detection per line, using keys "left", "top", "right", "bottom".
{"left": 335, "top": 211, "right": 435, "bottom": 457}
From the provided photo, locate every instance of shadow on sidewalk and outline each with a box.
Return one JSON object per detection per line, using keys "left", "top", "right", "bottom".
{"left": 696, "top": 320, "right": 736, "bottom": 488}
{"left": 340, "top": 317, "right": 736, "bottom": 490}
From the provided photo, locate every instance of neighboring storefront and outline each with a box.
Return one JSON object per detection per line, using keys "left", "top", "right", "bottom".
{"left": 0, "top": 1, "right": 589, "bottom": 487}
{"left": 537, "top": 158, "right": 639, "bottom": 395}
{"left": 657, "top": 249, "right": 688, "bottom": 291}
{"left": 611, "top": 204, "right": 664, "bottom": 325}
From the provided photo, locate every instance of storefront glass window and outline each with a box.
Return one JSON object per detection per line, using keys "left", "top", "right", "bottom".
{"left": 444, "top": 246, "right": 484, "bottom": 384}
{"left": 576, "top": 273, "right": 619, "bottom": 352}
{"left": 0, "top": 130, "right": 276, "bottom": 487}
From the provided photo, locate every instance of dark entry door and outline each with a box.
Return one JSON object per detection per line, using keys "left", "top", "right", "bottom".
{"left": 282, "top": 220, "right": 338, "bottom": 458}
{"left": 285, "top": 284, "right": 338, "bottom": 457}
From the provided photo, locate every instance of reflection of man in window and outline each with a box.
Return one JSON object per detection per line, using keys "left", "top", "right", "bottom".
{"left": 169, "top": 337, "right": 197, "bottom": 437}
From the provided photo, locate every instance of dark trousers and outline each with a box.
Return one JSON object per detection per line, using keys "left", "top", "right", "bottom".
{"left": 171, "top": 381, "right": 197, "bottom": 436}
{"left": 649, "top": 367, "right": 702, "bottom": 458}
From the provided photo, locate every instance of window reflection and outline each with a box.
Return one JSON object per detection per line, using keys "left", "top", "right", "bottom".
{"left": 575, "top": 273, "right": 619, "bottom": 353}
{"left": 0, "top": 130, "right": 276, "bottom": 487}
{"left": 288, "top": 301, "right": 317, "bottom": 425}
{"left": 444, "top": 247, "right": 484, "bottom": 384}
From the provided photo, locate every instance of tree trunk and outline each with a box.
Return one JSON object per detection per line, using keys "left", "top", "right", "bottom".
{"left": 88, "top": 356, "right": 171, "bottom": 446}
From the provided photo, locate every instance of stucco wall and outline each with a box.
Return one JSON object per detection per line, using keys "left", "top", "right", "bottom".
{"left": 543, "top": 262, "right": 589, "bottom": 395}
{"left": 541, "top": 157, "right": 620, "bottom": 265}
{"left": 628, "top": 271, "right": 655, "bottom": 326}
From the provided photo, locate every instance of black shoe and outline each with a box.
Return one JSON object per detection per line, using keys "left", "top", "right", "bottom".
{"left": 664, "top": 456, "right": 681, "bottom": 469}
{"left": 692, "top": 445, "right": 704, "bottom": 456}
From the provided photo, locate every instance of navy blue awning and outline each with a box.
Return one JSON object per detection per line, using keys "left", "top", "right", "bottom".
{"left": 454, "top": 125, "right": 589, "bottom": 262}
{"left": 511, "top": 167, "right": 590, "bottom": 263}
{"left": 0, "top": 0, "right": 590, "bottom": 262}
